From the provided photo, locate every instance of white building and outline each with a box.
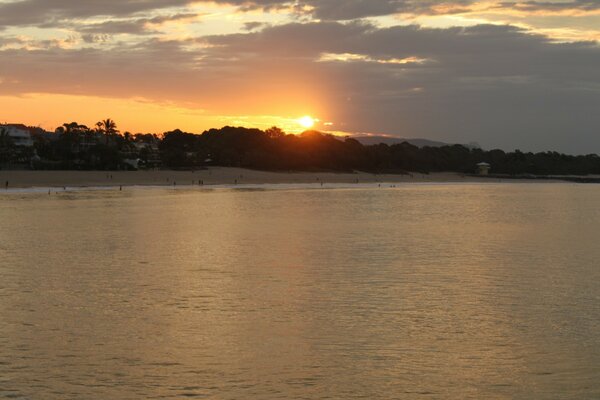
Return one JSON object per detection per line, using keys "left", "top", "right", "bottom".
{"left": 1, "top": 124, "right": 34, "bottom": 147}
{"left": 477, "top": 162, "right": 491, "bottom": 176}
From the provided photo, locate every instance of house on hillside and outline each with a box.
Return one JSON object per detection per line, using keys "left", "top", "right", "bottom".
{"left": 133, "top": 140, "right": 162, "bottom": 168}
{"left": 1, "top": 124, "right": 34, "bottom": 147}
{"left": 1, "top": 124, "right": 37, "bottom": 166}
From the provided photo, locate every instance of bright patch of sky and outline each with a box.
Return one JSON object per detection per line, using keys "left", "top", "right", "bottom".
{"left": 368, "top": 3, "right": 600, "bottom": 42}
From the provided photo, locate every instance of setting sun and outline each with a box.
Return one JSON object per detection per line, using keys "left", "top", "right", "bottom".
{"left": 297, "top": 116, "right": 316, "bottom": 129}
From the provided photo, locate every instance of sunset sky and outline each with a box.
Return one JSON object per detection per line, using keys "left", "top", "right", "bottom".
{"left": 1, "top": 0, "right": 600, "bottom": 153}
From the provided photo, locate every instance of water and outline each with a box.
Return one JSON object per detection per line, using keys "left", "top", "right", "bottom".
{"left": 1, "top": 183, "right": 599, "bottom": 399}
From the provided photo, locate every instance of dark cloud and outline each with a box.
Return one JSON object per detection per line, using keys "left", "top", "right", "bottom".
{"left": 0, "top": 0, "right": 598, "bottom": 29}
{"left": 2, "top": 19, "right": 599, "bottom": 152}
{"left": 222, "top": 0, "right": 600, "bottom": 19}
{"left": 79, "top": 20, "right": 154, "bottom": 36}
{"left": 76, "top": 13, "right": 197, "bottom": 35}
{"left": 211, "top": 0, "right": 476, "bottom": 20}
{"left": 243, "top": 21, "right": 265, "bottom": 31}
{"left": 498, "top": 1, "right": 600, "bottom": 12}
{"left": 0, "top": 0, "right": 193, "bottom": 27}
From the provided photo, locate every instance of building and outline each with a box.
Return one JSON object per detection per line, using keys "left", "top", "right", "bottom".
{"left": 0, "top": 124, "right": 34, "bottom": 147}
{"left": 477, "top": 162, "right": 491, "bottom": 176}
{"left": 133, "top": 140, "right": 162, "bottom": 168}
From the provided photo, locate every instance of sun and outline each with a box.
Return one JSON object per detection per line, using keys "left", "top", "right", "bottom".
{"left": 297, "top": 116, "right": 316, "bottom": 129}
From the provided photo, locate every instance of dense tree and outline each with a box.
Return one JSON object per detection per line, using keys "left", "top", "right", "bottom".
{"left": 0, "top": 127, "right": 15, "bottom": 164}
{"left": 22, "top": 121, "right": 600, "bottom": 175}
{"left": 97, "top": 118, "right": 119, "bottom": 145}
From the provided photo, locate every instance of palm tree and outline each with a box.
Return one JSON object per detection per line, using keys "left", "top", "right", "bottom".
{"left": 97, "top": 118, "right": 119, "bottom": 145}
{"left": 102, "top": 119, "right": 118, "bottom": 134}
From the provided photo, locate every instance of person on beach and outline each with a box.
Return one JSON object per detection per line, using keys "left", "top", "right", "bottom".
{"left": 5, "top": 181, "right": 7, "bottom": 189}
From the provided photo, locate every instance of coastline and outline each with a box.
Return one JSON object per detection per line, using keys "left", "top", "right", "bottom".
{"left": 0, "top": 167, "right": 500, "bottom": 190}
{"left": 0, "top": 167, "right": 564, "bottom": 191}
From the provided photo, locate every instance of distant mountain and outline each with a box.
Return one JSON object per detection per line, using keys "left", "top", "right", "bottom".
{"left": 351, "top": 135, "right": 480, "bottom": 149}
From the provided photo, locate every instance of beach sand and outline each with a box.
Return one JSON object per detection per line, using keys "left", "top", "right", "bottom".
{"left": 0, "top": 168, "right": 504, "bottom": 190}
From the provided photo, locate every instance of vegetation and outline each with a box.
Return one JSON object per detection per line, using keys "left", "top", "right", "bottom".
{"left": 0, "top": 127, "right": 15, "bottom": 164}
{"left": 158, "top": 126, "right": 600, "bottom": 176}
{"left": 3, "top": 120, "right": 600, "bottom": 176}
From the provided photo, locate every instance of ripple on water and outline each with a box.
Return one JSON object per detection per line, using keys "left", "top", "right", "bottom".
{"left": 1, "top": 184, "right": 600, "bottom": 399}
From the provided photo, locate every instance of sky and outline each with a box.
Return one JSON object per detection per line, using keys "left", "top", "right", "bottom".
{"left": 1, "top": 0, "right": 599, "bottom": 153}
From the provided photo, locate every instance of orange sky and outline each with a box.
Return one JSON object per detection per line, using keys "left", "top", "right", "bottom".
{"left": 0, "top": 93, "right": 323, "bottom": 134}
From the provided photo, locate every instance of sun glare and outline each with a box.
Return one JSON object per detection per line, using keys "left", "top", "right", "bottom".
{"left": 297, "top": 116, "right": 316, "bottom": 129}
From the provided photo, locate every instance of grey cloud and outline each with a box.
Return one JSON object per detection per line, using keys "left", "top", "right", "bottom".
{"left": 1, "top": 0, "right": 600, "bottom": 31}
{"left": 204, "top": 21, "right": 373, "bottom": 57}
{"left": 1, "top": 20, "right": 600, "bottom": 153}
{"left": 81, "top": 34, "right": 110, "bottom": 43}
{"left": 304, "top": 0, "right": 475, "bottom": 20}
{"left": 0, "top": 0, "right": 193, "bottom": 27}
{"left": 0, "top": 0, "right": 552, "bottom": 31}
{"left": 194, "top": 21, "right": 600, "bottom": 153}
{"left": 212, "top": 0, "right": 476, "bottom": 20}
{"left": 222, "top": 0, "right": 600, "bottom": 19}
{"left": 498, "top": 1, "right": 600, "bottom": 12}
{"left": 243, "top": 21, "right": 265, "bottom": 31}
{"left": 76, "top": 13, "right": 197, "bottom": 35}
{"left": 79, "top": 20, "right": 154, "bottom": 36}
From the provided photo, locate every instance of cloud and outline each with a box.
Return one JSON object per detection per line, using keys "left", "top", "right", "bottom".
{"left": 0, "top": 0, "right": 194, "bottom": 27}
{"left": 2, "top": 19, "right": 600, "bottom": 152}
{"left": 1, "top": 0, "right": 599, "bottom": 30}
{"left": 210, "top": 0, "right": 477, "bottom": 20}
{"left": 75, "top": 13, "right": 198, "bottom": 36}
{"left": 243, "top": 21, "right": 266, "bottom": 31}
{"left": 1, "top": 2, "right": 600, "bottom": 152}
{"left": 213, "top": 0, "right": 600, "bottom": 20}
{"left": 497, "top": 1, "right": 600, "bottom": 13}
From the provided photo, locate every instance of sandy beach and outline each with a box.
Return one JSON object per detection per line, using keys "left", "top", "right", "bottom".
{"left": 0, "top": 167, "right": 506, "bottom": 190}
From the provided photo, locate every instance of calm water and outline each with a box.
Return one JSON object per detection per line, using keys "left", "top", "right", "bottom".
{"left": 1, "top": 183, "right": 600, "bottom": 399}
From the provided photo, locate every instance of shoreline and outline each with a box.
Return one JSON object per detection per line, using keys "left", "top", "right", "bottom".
{"left": 0, "top": 167, "right": 565, "bottom": 191}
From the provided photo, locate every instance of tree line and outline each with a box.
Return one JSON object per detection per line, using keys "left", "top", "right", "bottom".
{"left": 160, "top": 126, "right": 600, "bottom": 176}
{"left": 2, "top": 121, "right": 600, "bottom": 176}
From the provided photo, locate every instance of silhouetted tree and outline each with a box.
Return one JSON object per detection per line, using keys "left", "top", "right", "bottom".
{"left": 266, "top": 126, "right": 285, "bottom": 139}
{"left": 97, "top": 118, "right": 119, "bottom": 145}
{"left": 20, "top": 121, "right": 600, "bottom": 175}
{"left": 0, "top": 127, "right": 15, "bottom": 164}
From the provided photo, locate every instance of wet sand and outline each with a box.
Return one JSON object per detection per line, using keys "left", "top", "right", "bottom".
{"left": 0, "top": 167, "right": 496, "bottom": 189}
{"left": 0, "top": 167, "right": 512, "bottom": 189}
